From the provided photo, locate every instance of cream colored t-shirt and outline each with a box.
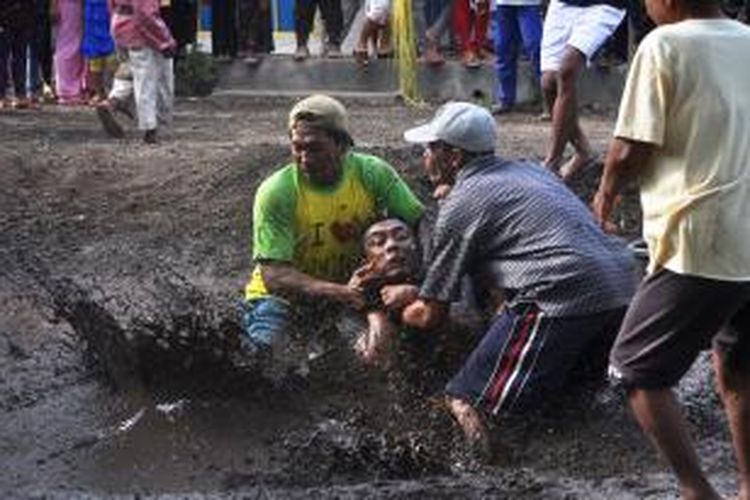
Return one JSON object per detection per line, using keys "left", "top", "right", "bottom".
{"left": 614, "top": 19, "right": 750, "bottom": 280}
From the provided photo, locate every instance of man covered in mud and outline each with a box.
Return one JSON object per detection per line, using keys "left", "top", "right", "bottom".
{"left": 394, "top": 102, "right": 635, "bottom": 452}
{"left": 242, "top": 94, "right": 424, "bottom": 362}
{"left": 593, "top": 1, "right": 750, "bottom": 497}
{"left": 349, "top": 217, "right": 421, "bottom": 368}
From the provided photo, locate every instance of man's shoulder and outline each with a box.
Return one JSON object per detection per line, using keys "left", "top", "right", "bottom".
{"left": 344, "top": 151, "right": 403, "bottom": 193}
{"left": 345, "top": 151, "right": 394, "bottom": 173}
{"left": 255, "top": 163, "right": 297, "bottom": 202}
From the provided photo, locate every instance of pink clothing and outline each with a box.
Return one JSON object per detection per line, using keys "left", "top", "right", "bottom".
{"left": 109, "top": 0, "right": 176, "bottom": 52}
{"left": 55, "top": 0, "right": 86, "bottom": 103}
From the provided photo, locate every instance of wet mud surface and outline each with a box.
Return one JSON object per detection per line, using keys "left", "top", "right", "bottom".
{"left": 0, "top": 97, "right": 737, "bottom": 498}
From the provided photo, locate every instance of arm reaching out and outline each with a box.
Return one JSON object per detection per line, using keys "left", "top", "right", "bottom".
{"left": 260, "top": 263, "right": 365, "bottom": 311}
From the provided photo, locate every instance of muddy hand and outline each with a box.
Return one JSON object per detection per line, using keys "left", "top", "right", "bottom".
{"left": 348, "top": 261, "right": 379, "bottom": 291}
{"left": 592, "top": 191, "right": 622, "bottom": 234}
{"left": 380, "top": 284, "right": 419, "bottom": 310}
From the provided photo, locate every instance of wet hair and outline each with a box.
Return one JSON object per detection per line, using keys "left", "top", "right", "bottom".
{"left": 291, "top": 112, "right": 354, "bottom": 148}
{"left": 362, "top": 216, "right": 414, "bottom": 245}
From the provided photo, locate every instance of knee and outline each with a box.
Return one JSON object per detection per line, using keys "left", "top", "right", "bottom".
{"left": 557, "top": 49, "right": 585, "bottom": 88}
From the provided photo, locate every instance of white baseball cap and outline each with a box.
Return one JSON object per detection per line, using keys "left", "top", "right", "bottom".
{"left": 403, "top": 102, "right": 497, "bottom": 153}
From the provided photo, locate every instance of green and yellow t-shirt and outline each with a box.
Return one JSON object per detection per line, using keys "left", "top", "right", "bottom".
{"left": 245, "top": 152, "right": 424, "bottom": 300}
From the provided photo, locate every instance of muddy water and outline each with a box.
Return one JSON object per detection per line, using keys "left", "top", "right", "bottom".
{"left": 0, "top": 100, "right": 739, "bottom": 498}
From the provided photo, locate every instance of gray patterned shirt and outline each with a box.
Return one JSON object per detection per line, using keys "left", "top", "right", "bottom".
{"left": 420, "top": 156, "right": 635, "bottom": 317}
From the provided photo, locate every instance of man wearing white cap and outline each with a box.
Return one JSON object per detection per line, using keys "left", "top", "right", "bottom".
{"left": 242, "top": 94, "right": 424, "bottom": 360}
{"left": 389, "top": 102, "right": 634, "bottom": 450}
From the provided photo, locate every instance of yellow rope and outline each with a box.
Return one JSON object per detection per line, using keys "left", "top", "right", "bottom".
{"left": 391, "top": 0, "right": 421, "bottom": 105}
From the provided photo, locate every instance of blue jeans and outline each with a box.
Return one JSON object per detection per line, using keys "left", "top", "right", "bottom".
{"left": 240, "top": 296, "right": 293, "bottom": 348}
{"left": 493, "top": 5, "right": 542, "bottom": 106}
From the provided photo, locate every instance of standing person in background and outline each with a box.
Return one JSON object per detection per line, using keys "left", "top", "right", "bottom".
{"left": 593, "top": 0, "right": 750, "bottom": 497}
{"left": 540, "top": 0, "right": 625, "bottom": 180}
{"left": 453, "top": 0, "right": 491, "bottom": 68}
{"left": 53, "top": 0, "right": 86, "bottom": 105}
{"left": 82, "top": 0, "right": 116, "bottom": 104}
{"left": 211, "top": 0, "right": 238, "bottom": 59}
{"left": 98, "top": 0, "right": 176, "bottom": 143}
{"left": 168, "top": 0, "right": 198, "bottom": 57}
{"left": 353, "top": 0, "right": 392, "bottom": 66}
{"left": 28, "top": 0, "right": 56, "bottom": 104}
{"left": 238, "top": 0, "right": 274, "bottom": 65}
{"left": 422, "top": 0, "right": 452, "bottom": 65}
{"left": 293, "top": 0, "right": 344, "bottom": 60}
{"left": 490, "top": 0, "right": 542, "bottom": 114}
{"left": 0, "top": 0, "right": 35, "bottom": 109}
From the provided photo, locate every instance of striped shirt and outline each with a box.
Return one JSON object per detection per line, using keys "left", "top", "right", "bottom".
{"left": 420, "top": 156, "right": 634, "bottom": 317}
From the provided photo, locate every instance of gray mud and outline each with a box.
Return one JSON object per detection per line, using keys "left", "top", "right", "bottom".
{"left": 0, "top": 97, "right": 737, "bottom": 498}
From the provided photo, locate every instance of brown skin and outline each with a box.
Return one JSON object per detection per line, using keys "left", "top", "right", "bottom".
{"left": 260, "top": 121, "right": 365, "bottom": 310}
{"left": 594, "top": 2, "right": 748, "bottom": 499}
{"left": 352, "top": 219, "right": 419, "bottom": 367}
{"left": 542, "top": 47, "right": 595, "bottom": 178}
{"left": 399, "top": 141, "right": 462, "bottom": 330}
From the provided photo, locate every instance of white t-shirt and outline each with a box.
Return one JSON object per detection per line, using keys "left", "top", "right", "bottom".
{"left": 614, "top": 19, "right": 750, "bottom": 280}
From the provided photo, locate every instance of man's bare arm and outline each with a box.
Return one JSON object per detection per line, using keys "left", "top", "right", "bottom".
{"left": 260, "top": 263, "right": 365, "bottom": 310}
{"left": 593, "top": 138, "right": 654, "bottom": 227}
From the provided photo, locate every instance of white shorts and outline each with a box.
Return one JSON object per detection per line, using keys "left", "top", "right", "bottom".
{"left": 365, "top": 0, "right": 391, "bottom": 24}
{"left": 540, "top": 0, "right": 626, "bottom": 72}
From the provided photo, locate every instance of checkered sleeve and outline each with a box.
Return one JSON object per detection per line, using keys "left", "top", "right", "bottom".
{"left": 419, "top": 198, "right": 481, "bottom": 303}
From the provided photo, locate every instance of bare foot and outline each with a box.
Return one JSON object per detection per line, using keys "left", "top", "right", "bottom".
{"left": 424, "top": 47, "right": 444, "bottom": 66}
{"left": 446, "top": 396, "right": 490, "bottom": 458}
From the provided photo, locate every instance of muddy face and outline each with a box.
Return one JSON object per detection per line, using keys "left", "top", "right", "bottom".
{"left": 289, "top": 122, "right": 345, "bottom": 187}
{"left": 363, "top": 219, "right": 418, "bottom": 283}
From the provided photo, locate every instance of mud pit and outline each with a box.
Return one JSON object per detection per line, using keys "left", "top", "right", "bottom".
{"left": 0, "top": 98, "right": 737, "bottom": 498}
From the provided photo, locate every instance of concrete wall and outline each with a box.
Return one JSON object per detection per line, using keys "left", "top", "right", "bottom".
{"left": 215, "top": 56, "right": 627, "bottom": 107}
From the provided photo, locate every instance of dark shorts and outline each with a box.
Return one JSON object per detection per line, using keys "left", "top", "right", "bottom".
{"left": 609, "top": 268, "right": 750, "bottom": 389}
{"left": 446, "top": 303, "right": 626, "bottom": 414}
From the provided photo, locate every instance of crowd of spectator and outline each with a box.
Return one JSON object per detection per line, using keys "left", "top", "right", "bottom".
{"left": 1, "top": 0, "right": 747, "bottom": 111}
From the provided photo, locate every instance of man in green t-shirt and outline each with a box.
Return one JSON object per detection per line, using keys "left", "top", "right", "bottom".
{"left": 242, "top": 94, "right": 424, "bottom": 357}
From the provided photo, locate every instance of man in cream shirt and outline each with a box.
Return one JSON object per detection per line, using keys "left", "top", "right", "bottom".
{"left": 593, "top": 0, "right": 750, "bottom": 497}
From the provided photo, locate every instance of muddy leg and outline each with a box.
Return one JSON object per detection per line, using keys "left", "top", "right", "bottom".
{"left": 446, "top": 396, "right": 491, "bottom": 459}
{"left": 714, "top": 350, "right": 750, "bottom": 500}
{"left": 628, "top": 388, "right": 721, "bottom": 500}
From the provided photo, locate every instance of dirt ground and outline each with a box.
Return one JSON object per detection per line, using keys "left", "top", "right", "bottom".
{"left": 0, "top": 97, "right": 737, "bottom": 498}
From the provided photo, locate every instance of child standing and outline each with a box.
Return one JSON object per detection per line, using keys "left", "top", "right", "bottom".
{"left": 81, "top": 0, "right": 116, "bottom": 104}
{"left": 98, "top": 0, "right": 176, "bottom": 143}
